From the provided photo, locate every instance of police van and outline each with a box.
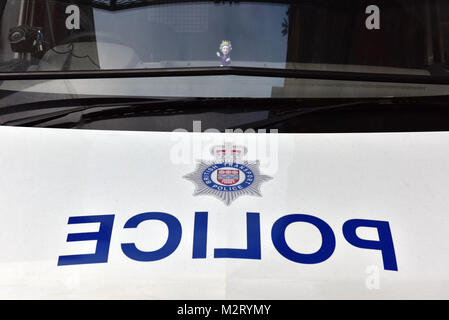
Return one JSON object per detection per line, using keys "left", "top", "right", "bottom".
{"left": 0, "top": 0, "right": 448, "bottom": 300}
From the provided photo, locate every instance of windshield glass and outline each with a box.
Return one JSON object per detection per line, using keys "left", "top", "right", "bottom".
{"left": 1, "top": 0, "right": 449, "bottom": 102}
{"left": 0, "top": 0, "right": 447, "bottom": 73}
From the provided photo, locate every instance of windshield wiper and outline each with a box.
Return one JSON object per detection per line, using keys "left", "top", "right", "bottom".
{"left": 1, "top": 97, "right": 392, "bottom": 129}
{"left": 226, "top": 101, "right": 379, "bottom": 131}
{"left": 0, "top": 97, "right": 201, "bottom": 126}
{"left": 3, "top": 95, "right": 447, "bottom": 129}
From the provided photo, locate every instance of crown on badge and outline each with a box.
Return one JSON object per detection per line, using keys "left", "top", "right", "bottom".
{"left": 211, "top": 144, "right": 247, "bottom": 164}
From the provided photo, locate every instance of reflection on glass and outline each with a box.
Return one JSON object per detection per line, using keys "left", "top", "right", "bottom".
{"left": 92, "top": 1, "right": 288, "bottom": 69}
{"left": 0, "top": 0, "right": 447, "bottom": 76}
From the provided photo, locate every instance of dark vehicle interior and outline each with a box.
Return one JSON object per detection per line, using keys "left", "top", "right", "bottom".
{"left": 0, "top": 0, "right": 449, "bottom": 134}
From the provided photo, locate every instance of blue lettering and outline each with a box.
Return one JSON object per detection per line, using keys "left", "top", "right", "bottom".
{"left": 58, "top": 212, "right": 397, "bottom": 270}
{"left": 57, "top": 214, "right": 115, "bottom": 266}
{"left": 192, "top": 212, "right": 208, "bottom": 259}
{"left": 121, "top": 212, "right": 182, "bottom": 261}
{"left": 214, "top": 212, "right": 261, "bottom": 259}
{"left": 343, "top": 219, "right": 398, "bottom": 271}
{"left": 271, "top": 214, "right": 336, "bottom": 264}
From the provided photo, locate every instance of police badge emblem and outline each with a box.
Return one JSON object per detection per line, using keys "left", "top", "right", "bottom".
{"left": 184, "top": 144, "right": 272, "bottom": 206}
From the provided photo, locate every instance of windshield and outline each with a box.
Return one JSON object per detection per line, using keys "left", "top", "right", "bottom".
{"left": 1, "top": 0, "right": 449, "bottom": 102}
{"left": 1, "top": 0, "right": 447, "bottom": 72}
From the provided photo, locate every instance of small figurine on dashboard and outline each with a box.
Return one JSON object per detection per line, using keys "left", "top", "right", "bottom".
{"left": 216, "top": 40, "right": 232, "bottom": 66}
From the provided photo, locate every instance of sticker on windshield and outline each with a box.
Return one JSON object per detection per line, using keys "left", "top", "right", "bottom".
{"left": 184, "top": 144, "right": 272, "bottom": 205}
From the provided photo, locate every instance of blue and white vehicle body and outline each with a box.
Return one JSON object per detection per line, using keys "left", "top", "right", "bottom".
{"left": 0, "top": 0, "right": 448, "bottom": 299}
